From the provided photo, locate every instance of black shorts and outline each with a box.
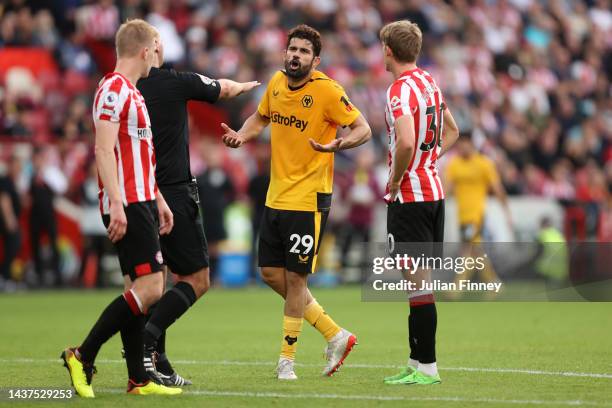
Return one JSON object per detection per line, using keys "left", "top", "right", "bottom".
{"left": 387, "top": 200, "right": 445, "bottom": 256}
{"left": 102, "top": 201, "right": 164, "bottom": 281}
{"left": 258, "top": 206, "right": 329, "bottom": 274}
{"left": 159, "top": 182, "right": 209, "bottom": 275}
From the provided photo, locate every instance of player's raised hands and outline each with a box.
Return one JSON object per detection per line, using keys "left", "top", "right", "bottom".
{"left": 309, "top": 137, "right": 343, "bottom": 153}
{"left": 221, "top": 123, "right": 245, "bottom": 148}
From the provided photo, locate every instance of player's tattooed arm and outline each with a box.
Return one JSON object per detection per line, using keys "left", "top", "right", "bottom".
{"left": 217, "top": 79, "right": 261, "bottom": 99}
{"left": 438, "top": 108, "right": 459, "bottom": 157}
{"left": 309, "top": 114, "right": 372, "bottom": 152}
{"left": 94, "top": 120, "right": 126, "bottom": 243}
{"left": 388, "top": 113, "right": 416, "bottom": 201}
{"left": 221, "top": 111, "right": 270, "bottom": 148}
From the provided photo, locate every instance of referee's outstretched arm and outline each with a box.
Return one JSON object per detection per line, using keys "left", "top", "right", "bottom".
{"left": 217, "top": 79, "right": 260, "bottom": 99}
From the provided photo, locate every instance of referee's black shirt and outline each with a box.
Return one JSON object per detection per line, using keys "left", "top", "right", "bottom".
{"left": 137, "top": 67, "right": 221, "bottom": 186}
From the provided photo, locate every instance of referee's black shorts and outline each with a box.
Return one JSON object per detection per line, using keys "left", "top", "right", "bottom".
{"left": 387, "top": 199, "right": 445, "bottom": 257}
{"left": 159, "top": 183, "right": 209, "bottom": 275}
{"left": 102, "top": 201, "right": 164, "bottom": 281}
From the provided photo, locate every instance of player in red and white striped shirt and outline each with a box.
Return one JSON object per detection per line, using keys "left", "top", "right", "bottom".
{"left": 61, "top": 19, "right": 180, "bottom": 398}
{"left": 93, "top": 70, "right": 157, "bottom": 215}
{"left": 384, "top": 67, "right": 447, "bottom": 203}
{"left": 379, "top": 21, "right": 459, "bottom": 386}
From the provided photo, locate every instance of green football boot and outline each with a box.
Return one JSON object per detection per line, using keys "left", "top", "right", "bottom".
{"left": 383, "top": 366, "right": 416, "bottom": 384}
{"left": 385, "top": 369, "right": 441, "bottom": 385}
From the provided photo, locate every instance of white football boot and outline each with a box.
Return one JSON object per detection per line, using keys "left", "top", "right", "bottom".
{"left": 322, "top": 328, "right": 358, "bottom": 376}
{"left": 276, "top": 357, "right": 298, "bottom": 380}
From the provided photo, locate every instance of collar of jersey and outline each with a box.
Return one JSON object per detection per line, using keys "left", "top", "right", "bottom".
{"left": 282, "top": 70, "right": 327, "bottom": 92}
{"left": 104, "top": 71, "right": 135, "bottom": 89}
{"left": 398, "top": 67, "right": 420, "bottom": 79}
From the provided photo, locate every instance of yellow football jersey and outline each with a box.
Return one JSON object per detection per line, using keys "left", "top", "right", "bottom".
{"left": 258, "top": 70, "right": 361, "bottom": 211}
{"left": 445, "top": 153, "right": 500, "bottom": 225}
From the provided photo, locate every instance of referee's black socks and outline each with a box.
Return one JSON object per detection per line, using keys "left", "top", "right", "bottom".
{"left": 144, "top": 282, "right": 197, "bottom": 349}
{"left": 145, "top": 302, "right": 172, "bottom": 375}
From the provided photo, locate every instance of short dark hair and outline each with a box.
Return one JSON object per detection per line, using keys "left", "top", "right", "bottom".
{"left": 286, "top": 24, "right": 321, "bottom": 56}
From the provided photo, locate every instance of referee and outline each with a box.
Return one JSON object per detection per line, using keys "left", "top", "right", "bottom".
{"left": 135, "top": 35, "right": 259, "bottom": 386}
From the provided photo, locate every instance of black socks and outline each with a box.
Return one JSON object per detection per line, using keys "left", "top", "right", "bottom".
{"left": 80, "top": 293, "right": 140, "bottom": 364}
{"left": 146, "top": 302, "right": 173, "bottom": 375}
{"left": 144, "top": 282, "right": 196, "bottom": 347}
{"left": 409, "top": 299, "right": 437, "bottom": 364}
{"left": 120, "top": 314, "right": 148, "bottom": 383}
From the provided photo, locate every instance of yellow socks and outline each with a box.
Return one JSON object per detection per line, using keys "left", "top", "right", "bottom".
{"left": 279, "top": 301, "right": 341, "bottom": 360}
{"left": 280, "top": 316, "right": 303, "bottom": 360}
{"left": 304, "top": 299, "right": 341, "bottom": 341}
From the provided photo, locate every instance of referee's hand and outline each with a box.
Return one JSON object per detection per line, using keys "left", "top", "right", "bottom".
{"left": 221, "top": 123, "right": 245, "bottom": 148}
{"left": 108, "top": 201, "right": 127, "bottom": 243}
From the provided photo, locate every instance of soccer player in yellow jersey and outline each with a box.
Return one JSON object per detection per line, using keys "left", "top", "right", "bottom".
{"left": 445, "top": 134, "right": 512, "bottom": 242}
{"left": 445, "top": 134, "right": 512, "bottom": 285}
{"left": 221, "top": 25, "right": 371, "bottom": 380}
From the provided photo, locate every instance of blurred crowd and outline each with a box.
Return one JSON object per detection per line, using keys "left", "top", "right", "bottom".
{"left": 0, "top": 0, "right": 611, "bottom": 288}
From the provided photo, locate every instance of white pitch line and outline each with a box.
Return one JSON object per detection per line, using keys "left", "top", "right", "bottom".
{"left": 2, "top": 358, "right": 612, "bottom": 379}
{"left": 97, "top": 388, "right": 612, "bottom": 406}
{"left": 440, "top": 366, "right": 612, "bottom": 379}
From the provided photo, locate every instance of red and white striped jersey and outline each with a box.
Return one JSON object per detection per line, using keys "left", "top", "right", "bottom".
{"left": 384, "top": 68, "right": 446, "bottom": 203}
{"left": 92, "top": 72, "right": 157, "bottom": 214}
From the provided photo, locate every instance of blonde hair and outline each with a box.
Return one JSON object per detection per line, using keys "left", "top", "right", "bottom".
{"left": 115, "top": 19, "right": 158, "bottom": 58}
{"left": 379, "top": 20, "right": 422, "bottom": 63}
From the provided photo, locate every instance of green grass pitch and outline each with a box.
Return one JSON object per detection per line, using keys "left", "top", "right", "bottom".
{"left": 0, "top": 287, "right": 610, "bottom": 407}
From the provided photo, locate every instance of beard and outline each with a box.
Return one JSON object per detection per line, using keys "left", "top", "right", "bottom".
{"left": 284, "top": 57, "right": 313, "bottom": 81}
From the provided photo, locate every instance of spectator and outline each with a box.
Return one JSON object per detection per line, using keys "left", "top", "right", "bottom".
{"left": 32, "top": 9, "right": 59, "bottom": 49}
{"left": 147, "top": 0, "right": 185, "bottom": 65}
{"left": 534, "top": 216, "right": 568, "bottom": 286}
{"left": 543, "top": 160, "right": 575, "bottom": 202}
{"left": 338, "top": 148, "right": 380, "bottom": 271}
{"left": 29, "top": 146, "right": 66, "bottom": 287}
{"left": 0, "top": 155, "right": 23, "bottom": 292}
{"left": 196, "top": 141, "right": 236, "bottom": 282}
{"left": 247, "top": 142, "right": 270, "bottom": 278}
{"left": 78, "top": 160, "right": 109, "bottom": 288}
